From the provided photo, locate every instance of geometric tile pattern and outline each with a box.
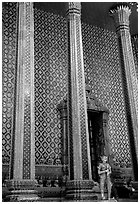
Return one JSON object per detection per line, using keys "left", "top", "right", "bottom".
{"left": 2, "top": 4, "right": 134, "bottom": 169}
{"left": 82, "top": 23, "right": 131, "bottom": 167}
{"left": 2, "top": 2, "right": 17, "bottom": 165}
{"left": 34, "top": 7, "right": 68, "bottom": 164}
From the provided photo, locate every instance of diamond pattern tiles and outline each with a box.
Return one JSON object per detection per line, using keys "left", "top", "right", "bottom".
{"left": 2, "top": 3, "right": 17, "bottom": 165}
{"left": 82, "top": 23, "right": 131, "bottom": 166}
{"left": 2, "top": 4, "right": 133, "bottom": 168}
{"left": 34, "top": 8, "right": 68, "bottom": 164}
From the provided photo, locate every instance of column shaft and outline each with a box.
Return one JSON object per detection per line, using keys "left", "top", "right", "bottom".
{"left": 7, "top": 4, "right": 38, "bottom": 200}
{"left": 66, "top": 2, "right": 92, "bottom": 181}
{"left": 65, "top": 2, "right": 96, "bottom": 201}
{"left": 110, "top": 4, "right": 138, "bottom": 181}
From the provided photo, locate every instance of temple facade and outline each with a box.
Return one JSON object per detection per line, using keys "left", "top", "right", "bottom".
{"left": 2, "top": 2, "right": 138, "bottom": 201}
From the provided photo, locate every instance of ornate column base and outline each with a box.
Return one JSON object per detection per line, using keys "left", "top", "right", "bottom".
{"left": 5, "top": 179, "right": 39, "bottom": 202}
{"left": 65, "top": 180, "right": 99, "bottom": 201}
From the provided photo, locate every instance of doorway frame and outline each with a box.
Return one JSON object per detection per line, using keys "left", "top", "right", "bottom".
{"left": 58, "top": 88, "right": 111, "bottom": 178}
{"left": 86, "top": 89, "right": 110, "bottom": 158}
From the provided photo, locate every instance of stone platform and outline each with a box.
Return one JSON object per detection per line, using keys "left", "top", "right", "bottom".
{"left": 99, "top": 198, "right": 117, "bottom": 202}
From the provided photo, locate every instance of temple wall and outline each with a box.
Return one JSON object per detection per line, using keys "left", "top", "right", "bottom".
{"left": 34, "top": 7, "right": 68, "bottom": 165}
{"left": 2, "top": 3, "right": 137, "bottom": 172}
{"left": 82, "top": 23, "right": 131, "bottom": 166}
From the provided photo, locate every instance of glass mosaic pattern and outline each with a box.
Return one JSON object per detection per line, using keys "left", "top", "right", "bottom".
{"left": 2, "top": 4, "right": 136, "bottom": 168}
{"left": 82, "top": 23, "right": 131, "bottom": 166}
{"left": 34, "top": 8, "right": 68, "bottom": 164}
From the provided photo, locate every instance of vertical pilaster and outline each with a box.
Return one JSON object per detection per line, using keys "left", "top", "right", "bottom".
{"left": 7, "top": 3, "right": 38, "bottom": 201}
{"left": 66, "top": 1, "right": 91, "bottom": 181}
{"left": 110, "top": 3, "right": 138, "bottom": 181}
{"left": 58, "top": 99, "right": 68, "bottom": 175}
{"left": 65, "top": 2, "right": 95, "bottom": 201}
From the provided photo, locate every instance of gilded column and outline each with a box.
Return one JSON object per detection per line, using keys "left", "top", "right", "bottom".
{"left": 110, "top": 3, "right": 138, "bottom": 181}
{"left": 7, "top": 3, "right": 38, "bottom": 201}
{"left": 65, "top": 2, "right": 95, "bottom": 201}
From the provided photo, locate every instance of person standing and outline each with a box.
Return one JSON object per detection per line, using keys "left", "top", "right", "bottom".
{"left": 98, "top": 155, "right": 112, "bottom": 200}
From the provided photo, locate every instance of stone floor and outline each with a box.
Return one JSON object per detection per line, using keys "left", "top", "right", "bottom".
{"left": 3, "top": 186, "right": 138, "bottom": 202}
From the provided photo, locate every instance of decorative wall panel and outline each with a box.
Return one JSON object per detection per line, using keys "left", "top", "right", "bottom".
{"left": 82, "top": 23, "right": 131, "bottom": 167}
{"left": 2, "top": 2, "right": 17, "bottom": 165}
{"left": 34, "top": 8, "right": 68, "bottom": 164}
{"left": 2, "top": 4, "right": 133, "bottom": 169}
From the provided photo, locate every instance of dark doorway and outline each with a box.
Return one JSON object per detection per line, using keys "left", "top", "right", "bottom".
{"left": 88, "top": 111, "right": 105, "bottom": 182}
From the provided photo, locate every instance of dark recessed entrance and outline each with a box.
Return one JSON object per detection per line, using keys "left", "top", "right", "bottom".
{"left": 88, "top": 111, "right": 105, "bottom": 182}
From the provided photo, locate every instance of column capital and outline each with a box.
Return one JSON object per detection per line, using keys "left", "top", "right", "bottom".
{"left": 109, "top": 3, "right": 131, "bottom": 29}
{"left": 66, "top": 2, "right": 81, "bottom": 16}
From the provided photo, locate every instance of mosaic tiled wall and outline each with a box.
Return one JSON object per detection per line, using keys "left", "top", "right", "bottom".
{"left": 34, "top": 6, "right": 132, "bottom": 166}
{"left": 3, "top": 4, "right": 137, "bottom": 168}
{"left": 34, "top": 7, "right": 68, "bottom": 164}
{"left": 82, "top": 23, "right": 131, "bottom": 166}
{"left": 2, "top": 2, "right": 17, "bottom": 165}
